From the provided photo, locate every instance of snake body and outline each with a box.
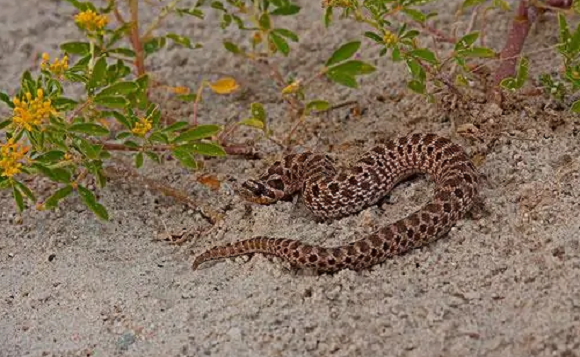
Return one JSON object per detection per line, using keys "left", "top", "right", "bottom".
{"left": 192, "top": 133, "right": 479, "bottom": 273}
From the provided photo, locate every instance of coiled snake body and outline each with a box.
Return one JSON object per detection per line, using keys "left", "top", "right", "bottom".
{"left": 192, "top": 133, "right": 479, "bottom": 273}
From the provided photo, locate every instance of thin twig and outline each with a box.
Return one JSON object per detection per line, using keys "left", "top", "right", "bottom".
{"left": 223, "top": 144, "right": 261, "bottom": 159}
{"left": 141, "top": 0, "right": 183, "bottom": 42}
{"left": 104, "top": 161, "right": 221, "bottom": 225}
{"left": 450, "top": 6, "right": 481, "bottom": 77}
{"left": 313, "top": 100, "right": 359, "bottom": 115}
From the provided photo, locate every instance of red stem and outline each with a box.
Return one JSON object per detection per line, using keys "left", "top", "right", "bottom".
{"left": 489, "top": 0, "right": 572, "bottom": 102}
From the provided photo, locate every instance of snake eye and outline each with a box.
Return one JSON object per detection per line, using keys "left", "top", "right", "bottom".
{"left": 241, "top": 180, "right": 267, "bottom": 197}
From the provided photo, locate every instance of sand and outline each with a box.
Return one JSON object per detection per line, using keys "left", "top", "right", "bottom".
{"left": 1, "top": 0, "right": 580, "bottom": 356}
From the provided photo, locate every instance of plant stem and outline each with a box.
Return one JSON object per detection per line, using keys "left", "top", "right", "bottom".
{"left": 142, "top": 0, "right": 183, "bottom": 42}
{"left": 128, "top": 0, "right": 146, "bottom": 76}
{"left": 192, "top": 83, "right": 205, "bottom": 126}
{"left": 88, "top": 40, "right": 96, "bottom": 73}
{"left": 489, "top": 0, "right": 572, "bottom": 103}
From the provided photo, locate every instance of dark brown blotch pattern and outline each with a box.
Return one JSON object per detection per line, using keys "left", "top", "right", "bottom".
{"left": 192, "top": 133, "right": 479, "bottom": 274}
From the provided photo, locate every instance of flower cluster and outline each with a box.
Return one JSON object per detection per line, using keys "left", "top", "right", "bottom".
{"left": 131, "top": 117, "right": 153, "bottom": 137}
{"left": 41, "top": 52, "right": 69, "bottom": 77}
{"left": 12, "top": 89, "right": 55, "bottom": 131}
{"left": 321, "top": 0, "right": 351, "bottom": 8}
{"left": 383, "top": 31, "right": 398, "bottom": 46}
{"left": 74, "top": 10, "right": 108, "bottom": 33}
{"left": 0, "top": 138, "right": 30, "bottom": 178}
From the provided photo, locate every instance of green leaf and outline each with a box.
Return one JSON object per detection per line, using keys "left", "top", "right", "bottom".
{"left": 270, "top": 4, "right": 300, "bottom": 15}
{"left": 270, "top": 32, "right": 290, "bottom": 55}
{"left": 406, "top": 58, "right": 425, "bottom": 80}
{"left": 52, "top": 97, "right": 78, "bottom": 111}
{"left": 456, "top": 47, "right": 496, "bottom": 58}
{"left": 571, "top": 99, "right": 580, "bottom": 112}
{"left": 0, "top": 120, "right": 12, "bottom": 130}
{"left": 166, "top": 33, "right": 198, "bottom": 49}
{"left": 462, "top": 0, "right": 486, "bottom": 9}
{"left": 145, "top": 151, "right": 161, "bottom": 164}
{"left": 239, "top": 118, "right": 265, "bottom": 129}
{"left": 144, "top": 37, "right": 167, "bottom": 55}
{"left": 326, "top": 71, "right": 358, "bottom": 88}
{"left": 34, "top": 150, "right": 65, "bottom": 163}
{"left": 324, "top": 6, "right": 333, "bottom": 28}
{"left": 272, "top": 28, "right": 299, "bottom": 42}
{"left": 259, "top": 13, "right": 271, "bottom": 30}
{"left": 173, "top": 124, "right": 222, "bottom": 143}
{"left": 569, "top": 21, "right": 580, "bottom": 55}
{"left": 0, "top": 91, "right": 14, "bottom": 108}
{"left": 75, "top": 137, "right": 102, "bottom": 160}
{"left": 364, "top": 31, "right": 383, "bottom": 43}
{"left": 44, "top": 185, "right": 73, "bottom": 209}
{"left": 326, "top": 41, "right": 361, "bottom": 67}
{"left": 123, "top": 140, "right": 140, "bottom": 149}
{"left": 409, "top": 49, "right": 438, "bottom": 64}
{"left": 328, "top": 60, "right": 376, "bottom": 76}
{"left": 455, "top": 32, "right": 479, "bottom": 51}
{"left": 64, "top": 0, "right": 96, "bottom": 11}
{"left": 12, "top": 184, "right": 24, "bottom": 212}
{"left": 93, "top": 95, "right": 128, "bottom": 109}
{"left": 392, "top": 47, "right": 402, "bottom": 61}
{"left": 31, "top": 163, "right": 72, "bottom": 183}
{"left": 88, "top": 57, "right": 108, "bottom": 90}
{"left": 223, "top": 41, "right": 241, "bottom": 54}
{"left": 402, "top": 8, "right": 425, "bottom": 23}
{"left": 13, "top": 180, "right": 36, "bottom": 202}
{"left": 250, "top": 102, "right": 267, "bottom": 122}
{"left": 96, "top": 82, "right": 138, "bottom": 97}
{"left": 106, "top": 111, "right": 131, "bottom": 129}
{"left": 558, "top": 13, "right": 570, "bottom": 48}
{"left": 60, "top": 41, "right": 91, "bottom": 55}
{"left": 149, "top": 131, "right": 168, "bottom": 143}
{"left": 499, "top": 57, "right": 529, "bottom": 90}
{"left": 175, "top": 7, "right": 204, "bottom": 18}
{"left": 306, "top": 100, "right": 330, "bottom": 112}
{"left": 107, "top": 60, "right": 132, "bottom": 83}
{"left": 407, "top": 79, "right": 426, "bottom": 94}
{"left": 135, "top": 152, "right": 144, "bottom": 168}
{"left": 172, "top": 147, "right": 198, "bottom": 168}
{"left": 146, "top": 104, "right": 161, "bottom": 128}
{"left": 179, "top": 142, "right": 227, "bottom": 156}
{"left": 211, "top": 1, "right": 226, "bottom": 11}
{"left": 107, "top": 47, "right": 136, "bottom": 57}
{"left": 69, "top": 123, "right": 110, "bottom": 136}
{"left": 162, "top": 121, "right": 190, "bottom": 133}
{"left": 77, "top": 185, "right": 109, "bottom": 220}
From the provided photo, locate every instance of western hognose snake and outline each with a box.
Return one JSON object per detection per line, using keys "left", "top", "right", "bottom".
{"left": 192, "top": 133, "right": 479, "bottom": 273}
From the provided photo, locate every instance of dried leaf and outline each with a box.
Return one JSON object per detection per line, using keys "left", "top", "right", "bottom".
{"left": 208, "top": 77, "right": 239, "bottom": 94}
{"left": 197, "top": 174, "right": 221, "bottom": 191}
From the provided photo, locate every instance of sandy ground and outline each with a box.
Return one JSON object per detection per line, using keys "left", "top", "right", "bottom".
{"left": 1, "top": 0, "right": 580, "bottom": 356}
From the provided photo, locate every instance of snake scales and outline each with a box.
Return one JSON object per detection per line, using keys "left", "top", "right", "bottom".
{"left": 192, "top": 133, "right": 479, "bottom": 273}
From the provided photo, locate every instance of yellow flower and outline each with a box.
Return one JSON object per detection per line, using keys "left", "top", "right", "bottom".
{"left": 131, "top": 117, "right": 153, "bottom": 137}
{"left": 74, "top": 10, "right": 108, "bottom": 32}
{"left": 0, "top": 138, "right": 30, "bottom": 178}
{"left": 252, "top": 32, "right": 262, "bottom": 45}
{"left": 321, "top": 0, "right": 350, "bottom": 8}
{"left": 12, "top": 89, "right": 56, "bottom": 131}
{"left": 281, "top": 80, "right": 301, "bottom": 95}
{"left": 172, "top": 86, "right": 190, "bottom": 95}
{"left": 40, "top": 53, "right": 69, "bottom": 77}
{"left": 383, "top": 31, "right": 398, "bottom": 46}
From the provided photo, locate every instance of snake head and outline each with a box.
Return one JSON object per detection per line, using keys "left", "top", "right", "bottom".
{"left": 237, "top": 178, "right": 286, "bottom": 205}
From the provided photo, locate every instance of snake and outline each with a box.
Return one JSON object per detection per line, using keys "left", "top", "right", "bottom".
{"left": 192, "top": 133, "right": 480, "bottom": 273}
